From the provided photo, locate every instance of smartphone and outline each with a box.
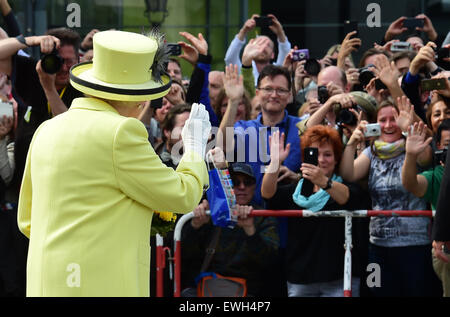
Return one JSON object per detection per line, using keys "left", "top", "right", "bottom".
{"left": 0, "top": 100, "right": 13, "bottom": 118}
{"left": 254, "top": 16, "right": 273, "bottom": 28}
{"left": 301, "top": 147, "right": 318, "bottom": 197}
{"left": 167, "top": 43, "right": 182, "bottom": 56}
{"left": 364, "top": 123, "right": 381, "bottom": 137}
{"left": 390, "top": 41, "right": 412, "bottom": 52}
{"left": 403, "top": 18, "right": 424, "bottom": 29}
{"left": 343, "top": 21, "right": 360, "bottom": 49}
{"left": 421, "top": 78, "right": 446, "bottom": 91}
{"left": 292, "top": 49, "right": 309, "bottom": 62}
{"left": 344, "top": 20, "right": 359, "bottom": 37}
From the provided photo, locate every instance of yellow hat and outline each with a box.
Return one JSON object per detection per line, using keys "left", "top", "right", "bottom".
{"left": 70, "top": 30, "right": 171, "bottom": 102}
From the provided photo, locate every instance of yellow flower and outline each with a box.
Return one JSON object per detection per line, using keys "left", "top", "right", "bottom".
{"left": 155, "top": 211, "right": 177, "bottom": 222}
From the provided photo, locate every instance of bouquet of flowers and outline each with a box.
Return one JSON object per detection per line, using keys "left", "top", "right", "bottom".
{"left": 151, "top": 211, "right": 177, "bottom": 237}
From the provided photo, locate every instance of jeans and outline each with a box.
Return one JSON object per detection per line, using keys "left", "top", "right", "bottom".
{"left": 287, "top": 278, "right": 361, "bottom": 297}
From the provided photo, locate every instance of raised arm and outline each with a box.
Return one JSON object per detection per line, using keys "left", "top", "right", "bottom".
{"left": 217, "top": 64, "right": 243, "bottom": 154}
{"left": 401, "top": 121, "right": 432, "bottom": 198}
{"left": 339, "top": 121, "right": 371, "bottom": 182}
{"left": 261, "top": 130, "right": 290, "bottom": 199}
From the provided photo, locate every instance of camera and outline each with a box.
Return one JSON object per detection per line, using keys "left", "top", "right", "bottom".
{"left": 335, "top": 104, "right": 358, "bottom": 126}
{"left": 254, "top": 16, "right": 273, "bottom": 28}
{"left": 435, "top": 146, "right": 448, "bottom": 164}
{"left": 375, "top": 79, "right": 387, "bottom": 91}
{"left": 364, "top": 123, "right": 381, "bottom": 137}
{"left": 317, "top": 85, "right": 329, "bottom": 104}
{"left": 358, "top": 65, "right": 376, "bottom": 87}
{"left": 304, "top": 58, "right": 321, "bottom": 76}
{"left": 41, "top": 48, "right": 64, "bottom": 74}
{"left": 391, "top": 41, "right": 412, "bottom": 52}
{"left": 292, "top": 49, "right": 309, "bottom": 62}
{"left": 436, "top": 47, "right": 450, "bottom": 61}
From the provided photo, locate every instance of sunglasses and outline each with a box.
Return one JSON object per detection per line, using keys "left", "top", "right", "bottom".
{"left": 232, "top": 178, "right": 256, "bottom": 187}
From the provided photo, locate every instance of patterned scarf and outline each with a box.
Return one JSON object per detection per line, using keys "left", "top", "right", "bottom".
{"left": 292, "top": 174, "right": 343, "bottom": 212}
{"left": 374, "top": 139, "right": 405, "bottom": 160}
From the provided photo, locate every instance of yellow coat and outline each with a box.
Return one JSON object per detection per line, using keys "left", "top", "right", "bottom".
{"left": 17, "top": 98, "right": 208, "bottom": 297}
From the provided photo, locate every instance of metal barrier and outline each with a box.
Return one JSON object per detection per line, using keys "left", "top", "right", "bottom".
{"left": 156, "top": 209, "right": 435, "bottom": 297}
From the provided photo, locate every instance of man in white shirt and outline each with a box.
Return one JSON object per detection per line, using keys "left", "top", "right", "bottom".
{"left": 224, "top": 14, "right": 291, "bottom": 86}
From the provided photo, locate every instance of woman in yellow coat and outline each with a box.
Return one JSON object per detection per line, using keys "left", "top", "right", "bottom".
{"left": 17, "top": 30, "right": 211, "bottom": 297}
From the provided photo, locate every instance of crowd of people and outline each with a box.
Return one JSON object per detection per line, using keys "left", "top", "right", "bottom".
{"left": 0, "top": 0, "right": 449, "bottom": 297}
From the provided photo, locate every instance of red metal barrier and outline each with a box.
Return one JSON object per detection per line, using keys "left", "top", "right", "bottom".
{"left": 163, "top": 209, "right": 434, "bottom": 297}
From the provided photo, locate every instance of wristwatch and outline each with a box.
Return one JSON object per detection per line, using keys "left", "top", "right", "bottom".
{"left": 322, "top": 177, "right": 333, "bottom": 190}
{"left": 16, "top": 34, "right": 28, "bottom": 47}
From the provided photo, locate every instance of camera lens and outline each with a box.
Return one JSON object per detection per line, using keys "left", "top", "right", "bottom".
{"left": 41, "top": 51, "right": 63, "bottom": 74}
{"left": 358, "top": 68, "right": 375, "bottom": 87}
{"left": 317, "top": 85, "right": 329, "bottom": 104}
{"left": 336, "top": 108, "right": 357, "bottom": 126}
{"left": 304, "top": 59, "right": 321, "bottom": 77}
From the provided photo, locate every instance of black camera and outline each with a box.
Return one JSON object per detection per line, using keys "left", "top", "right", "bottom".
{"left": 335, "top": 104, "right": 358, "bottom": 126}
{"left": 435, "top": 147, "right": 448, "bottom": 164}
{"left": 317, "top": 85, "right": 329, "bottom": 104}
{"left": 358, "top": 65, "right": 376, "bottom": 87}
{"left": 436, "top": 47, "right": 450, "bottom": 61}
{"left": 254, "top": 16, "right": 273, "bottom": 28}
{"left": 41, "top": 48, "right": 64, "bottom": 74}
{"left": 304, "top": 58, "right": 321, "bottom": 77}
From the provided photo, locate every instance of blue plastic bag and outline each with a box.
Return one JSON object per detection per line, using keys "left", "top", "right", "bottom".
{"left": 205, "top": 154, "right": 237, "bottom": 228}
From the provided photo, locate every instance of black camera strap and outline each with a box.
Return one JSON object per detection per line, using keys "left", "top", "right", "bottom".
{"left": 200, "top": 227, "right": 222, "bottom": 273}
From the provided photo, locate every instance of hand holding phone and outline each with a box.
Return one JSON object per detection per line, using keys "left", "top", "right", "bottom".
{"left": 421, "top": 78, "right": 447, "bottom": 91}
{"left": 167, "top": 43, "right": 182, "bottom": 56}
{"left": 301, "top": 147, "right": 318, "bottom": 197}
{"left": 403, "top": 18, "right": 424, "bottom": 29}
{"left": 254, "top": 16, "right": 273, "bottom": 28}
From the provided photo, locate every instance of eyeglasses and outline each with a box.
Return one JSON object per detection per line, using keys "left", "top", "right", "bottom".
{"left": 232, "top": 178, "right": 256, "bottom": 187}
{"left": 258, "top": 87, "right": 291, "bottom": 96}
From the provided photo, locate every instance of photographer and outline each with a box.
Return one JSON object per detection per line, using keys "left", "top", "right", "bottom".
{"left": 297, "top": 66, "right": 349, "bottom": 135}
{"left": 401, "top": 42, "right": 442, "bottom": 122}
{"left": 0, "top": 28, "right": 83, "bottom": 202}
{"left": 224, "top": 14, "right": 291, "bottom": 86}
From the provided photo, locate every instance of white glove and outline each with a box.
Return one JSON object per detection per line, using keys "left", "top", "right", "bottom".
{"left": 181, "top": 103, "right": 211, "bottom": 159}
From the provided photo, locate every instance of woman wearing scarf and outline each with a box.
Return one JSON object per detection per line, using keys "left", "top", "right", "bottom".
{"left": 261, "top": 126, "right": 366, "bottom": 297}
{"left": 340, "top": 99, "right": 440, "bottom": 296}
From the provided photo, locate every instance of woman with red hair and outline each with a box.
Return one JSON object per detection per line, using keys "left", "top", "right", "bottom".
{"left": 261, "top": 125, "right": 365, "bottom": 297}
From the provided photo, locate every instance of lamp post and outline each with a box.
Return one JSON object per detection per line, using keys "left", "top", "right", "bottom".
{"left": 144, "top": 0, "right": 169, "bottom": 28}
